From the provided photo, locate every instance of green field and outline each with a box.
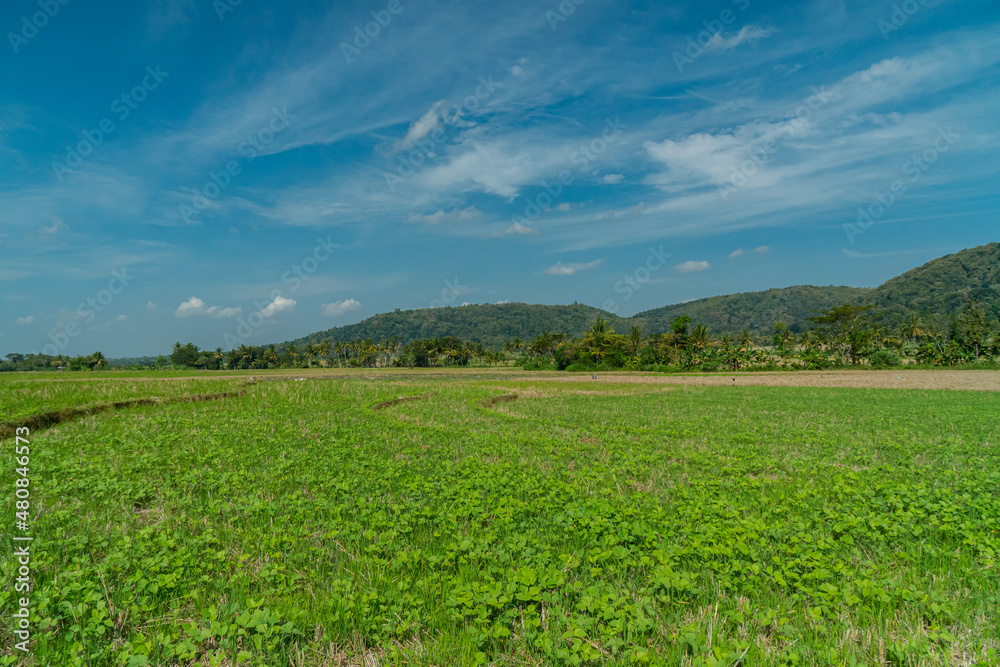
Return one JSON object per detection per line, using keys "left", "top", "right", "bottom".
{"left": 2, "top": 373, "right": 999, "bottom": 665}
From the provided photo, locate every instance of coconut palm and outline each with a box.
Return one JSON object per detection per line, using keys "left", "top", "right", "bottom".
{"left": 316, "top": 340, "right": 331, "bottom": 366}
{"left": 688, "top": 324, "right": 713, "bottom": 352}
{"left": 627, "top": 326, "right": 643, "bottom": 356}
{"left": 903, "top": 314, "right": 926, "bottom": 343}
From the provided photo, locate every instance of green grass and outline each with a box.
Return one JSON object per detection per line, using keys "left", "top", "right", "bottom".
{"left": 2, "top": 374, "right": 999, "bottom": 666}
{"left": 0, "top": 376, "right": 246, "bottom": 423}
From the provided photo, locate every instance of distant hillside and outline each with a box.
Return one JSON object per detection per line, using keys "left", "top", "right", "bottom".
{"left": 631, "top": 285, "right": 871, "bottom": 336}
{"left": 289, "top": 303, "right": 630, "bottom": 349}
{"left": 281, "top": 243, "right": 999, "bottom": 348}
{"left": 870, "top": 242, "right": 1000, "bottom": 324}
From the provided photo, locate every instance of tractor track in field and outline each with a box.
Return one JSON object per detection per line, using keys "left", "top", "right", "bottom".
{"left": 0, "top": 389, "right": 249, "bottom": 438}
{"left": 479, "top": 393, "right": 520, "bottom": 409}
{"left": 371, "top": 393, "right": 436, "bottom": 411}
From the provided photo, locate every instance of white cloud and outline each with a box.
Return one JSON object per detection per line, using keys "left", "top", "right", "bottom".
{"left": 42, "top": 217, "right": 66, "bottom": 234}
{"left": 601, "top": 174, "right": 624, "bottom": 184}
{"left": 147, "top": 301, "right": 157, "bottom": 310}
{"left": 16, "top": 315, "right": 34, "bottom": 325}
{"left": 729, "top": 248, "right": 744, "bottom": 258}
{"left": 175, "top": 296, "right": 205, "bottom": 317}
{"left": 496, "top": 299, "right": 510, "bottom": 304}
{"left": 644, "top": 132, "right": 745, "bottom": 187}
{"left": 676, "top": 260, "right": 710, "bottom": 274}
{"left": 260, "top": 295, "right": 296, "bottom": 318}
{"left": 206, "top": 306, "right": 241, "bottom": 317}
{"left": 555, "top": 202, "right": 572, "bottom": 211}
{"left": 397, "top": 103, "right": 444, "bottom": 151}
{"left": 753, "top": 245, "right": 770, "bottom": 254}
{"left": 502, "top": 222, "right": 538, "bottom": 236}
{"left": 115, "top": 314, "right": 128, "bottom": 322}
{"left": 417, "top": 141, "right": 546, "bottom": 198}
{"left": 407, "top": 206, "right": 482, "bottom": 225}
{"left": 544, "top": 259, "right": 604, "bottom": 276}
{"left": 322, "top": 298, "right": 361, "bottom": 317}
{"left": 705, "top": 24, "right": 777, "bottom": 51}
{"left": 175, "top": 296, "right": 241, "bottom": 318}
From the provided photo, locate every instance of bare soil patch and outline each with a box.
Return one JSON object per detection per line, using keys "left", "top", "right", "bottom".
{"left": 540, "top": 370, "right": 1000, "bottom": 392}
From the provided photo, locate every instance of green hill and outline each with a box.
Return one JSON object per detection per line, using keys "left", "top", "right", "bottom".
{"left": 283, "top": 243, "right": 999, "bottom": 348}
{"left": 631, "top": 285, "right": 871, "bottom": 336}
{"left": 289, "top": 302, "right": 631, "bottom": 349}
{"left": 870, "top": 242, "right": 1000, "bottom": 325}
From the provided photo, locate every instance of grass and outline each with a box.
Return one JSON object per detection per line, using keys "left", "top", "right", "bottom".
{"left": 1, "top": 373, "right": 999, "bottom": 665}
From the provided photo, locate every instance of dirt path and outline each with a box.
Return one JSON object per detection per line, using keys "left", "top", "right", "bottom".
{"left": 543, "top": 370, "right": 1000, "bottom": 392}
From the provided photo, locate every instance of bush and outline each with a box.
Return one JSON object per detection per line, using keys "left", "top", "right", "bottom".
{"left": 869, "top": 350, "right": 902, "bottom": 368}
{"left": 564, "top": 363, "right": 598, "bottom": 373}
{"left": 522, "top": 361, "right": 557, "bottom": 371}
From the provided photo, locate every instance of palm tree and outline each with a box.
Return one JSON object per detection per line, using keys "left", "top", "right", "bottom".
{"left": 264, "top": 344, "right": 279, "bottom": 367}
{"left": 688, "top": 324, "right": 713, "bottom": 352}
{"left": 284, "top": 343, "right": 299, "bottom": 367}
{"left": 530, "top": 331, "right": 554, "bottom": 358}
{"left": 316, "top": 340, "right": 331, "bottom": 366}
{"left": 88, "top": 351, "right": 107, "bottom": 370}
{"left": 904, "top": 314, "right": 926, "bottom": 343}
{"left": 627, "top": 326, "right": 643, "bottom": 356}
{"left": 584, "top": 318, "right": 613, "bottom": 350}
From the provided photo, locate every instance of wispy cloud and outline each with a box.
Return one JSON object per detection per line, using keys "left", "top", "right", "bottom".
{"left": 676, "top": 260, "right": 710, "bottom": 273}
{"left": 544, "top": 259, "right": 603, "bottom": 276}
{"left": 706, "top": 24, "right": 778, "bottom": 51}
{"left": 175, "top": 297, "right": 241, "bottom": 318}
{"left": 407, "top": 206, "right": 482, "bottom": 225}
{"left": 501, "top": 222, "right": 539, "bottom": 236}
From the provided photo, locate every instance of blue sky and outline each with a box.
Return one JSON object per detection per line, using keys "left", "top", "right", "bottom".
{"left": 2, "top": 0, "right": 998, "bottom": 357}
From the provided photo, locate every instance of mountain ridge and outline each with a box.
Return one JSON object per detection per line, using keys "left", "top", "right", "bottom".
{"left": 283, "top": 243, "right": 999, "bottom": 348}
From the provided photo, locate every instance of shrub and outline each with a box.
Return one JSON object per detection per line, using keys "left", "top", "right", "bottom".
{"left": 869, "top": 350, "right": 902, "bottom": 368}
{"left": 564, "top": 363, "right": 598, "bottom": 373}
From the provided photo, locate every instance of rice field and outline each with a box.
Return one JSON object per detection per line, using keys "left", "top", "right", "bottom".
{"left": 1, "top": 371, "right": 999, "bottom": 665}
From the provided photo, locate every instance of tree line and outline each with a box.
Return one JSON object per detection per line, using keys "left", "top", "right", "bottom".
{"left": 3, "top": 301, "right": 997, "bottom": 372}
